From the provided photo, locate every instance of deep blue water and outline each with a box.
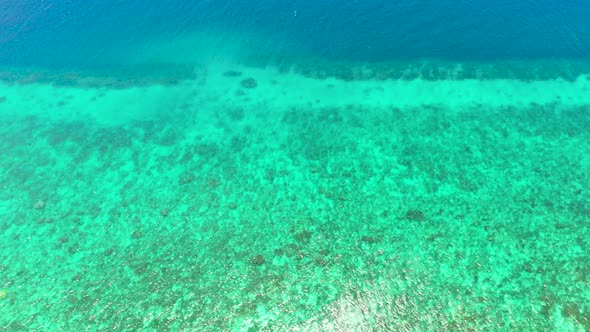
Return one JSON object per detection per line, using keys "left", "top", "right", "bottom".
{"left": 1, "top": 0, "right": 590, "bottom": 69}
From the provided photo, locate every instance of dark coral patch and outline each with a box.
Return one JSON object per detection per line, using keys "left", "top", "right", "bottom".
{"left": 294, "top": 229, "right": 313, "bottom": 243}
{"left": 250, "top": 254, "right": 266, "bottom": 265}
{"left": 178, "top": 173, "right": 195, "bottom": 185}
{"left": 405, "top": 209, "right": 426, "bottom": 221}
{"left": 361, "top": 236, "right": 380, "bottom": 244}
{"left": 240, "top": 78, "right": 258, "bottom": 89}
{"left": 223, "top": 70, "right": 242, "bottom": 77}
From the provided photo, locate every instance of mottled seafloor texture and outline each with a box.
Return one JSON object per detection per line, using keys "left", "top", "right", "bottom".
{"left": 2, "top": 0, "right": 590, "bottom": 331}
{"left": 1, "top": 61, "right": 590, "bottom": 331}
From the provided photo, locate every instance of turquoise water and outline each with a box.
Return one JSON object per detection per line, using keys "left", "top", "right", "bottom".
{"left": 1, "top": 1, "right": 590, "bottom": 331}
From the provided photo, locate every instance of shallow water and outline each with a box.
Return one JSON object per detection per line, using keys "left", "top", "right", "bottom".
{"left": 1, "top": 1, "right": 590, "bottom": 331}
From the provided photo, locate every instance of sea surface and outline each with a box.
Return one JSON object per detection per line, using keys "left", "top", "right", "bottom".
{"left": 1, "top": 0, "right": 590, "bottom": 331}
